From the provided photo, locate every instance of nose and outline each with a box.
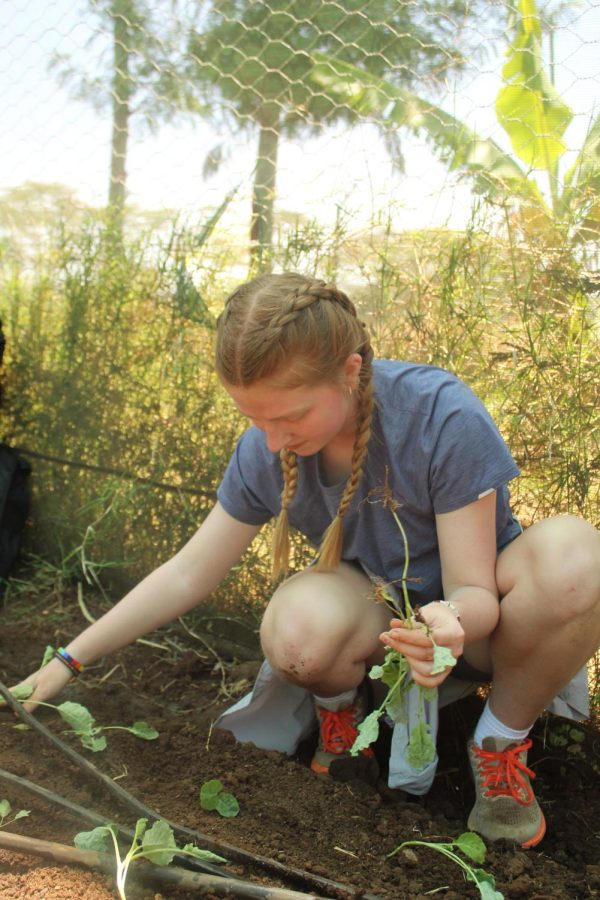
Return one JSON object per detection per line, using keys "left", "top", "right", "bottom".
{"left": 264, "top": 425, "right": 292, "bottom": 453}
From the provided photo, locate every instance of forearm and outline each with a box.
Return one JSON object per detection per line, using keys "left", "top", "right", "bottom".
{"left": 440, "top": 584, "right": 499, "bottom": 646}
{"left": 64, "top": 503, "right": 260, "bottom": 666}
{"left": 65, "top": 556, "right": 211, "bottom": 664}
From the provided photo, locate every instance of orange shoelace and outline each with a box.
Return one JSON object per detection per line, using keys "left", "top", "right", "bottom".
{"left": 473, "top": 738, "right": 536, "bottom": 805}
{"left": 317, "top": 704, "right": 373, "bottom": 756}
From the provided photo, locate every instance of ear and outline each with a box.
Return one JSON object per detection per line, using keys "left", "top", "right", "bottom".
{"left": 343, "top": 352, "right": 363, "bottom": 391}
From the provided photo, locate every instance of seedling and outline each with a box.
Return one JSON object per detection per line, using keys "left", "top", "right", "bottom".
{"left": 8, "top": 684, "right": 159, "bottom": 751}
{"left": 545, "top": 720, "right": 586, "bottom": 748}
{"left": 351, "top": 487, "right": 456, "bottom": 768}
{"left": 199, "top": 779, "right": 240, "bottom": 817}
{"left": 74, "top": 817, "right": 226, "bottom": 900}
{"left": 389, "top": 831, "right": 504, "bottom": 900}
{"left": 0, "top": 799, "right": 30, "bottom": 829}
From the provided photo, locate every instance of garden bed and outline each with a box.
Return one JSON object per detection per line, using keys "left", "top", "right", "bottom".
{"left": 0, "top": 596, "right": 598, "bottom": 899}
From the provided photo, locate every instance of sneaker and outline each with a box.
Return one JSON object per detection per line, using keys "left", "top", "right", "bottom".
{"left": 311, "top": 688, "right": 375, "bottom": 776}
{"left": 467, "top": 737, "right": 546, "bottom": 848}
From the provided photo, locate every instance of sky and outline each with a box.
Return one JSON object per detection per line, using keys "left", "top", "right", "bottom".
{"left": 1, "top": 0, "right": 599, "bottom": 234}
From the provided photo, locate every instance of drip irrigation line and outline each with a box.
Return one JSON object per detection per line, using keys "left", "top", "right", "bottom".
{"left": 0, "top": 683, "right": 380, "bottom": 900}
{"left": 13, "top": 445, "right": 217, "bottom": 499}
{"left": 0, "top": 766, "right": 230, "bottom": 879}
{"left": 0, "top": 830, "right": 327, "bottom": 900}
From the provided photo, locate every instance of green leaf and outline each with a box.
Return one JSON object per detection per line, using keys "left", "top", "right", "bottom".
{"left": 420, "top": 685, "right": 438, "bottom": 702}
{"left": 216, "top": 793, "right": 240, "bottom": 818}
{"left": 80, "top": 733, "right": 107, "bottom": 752}
{"left": 133, "top": 818, "right": 148, "bottom": 843}
{"left": 141, "top": 819, "right": 177, "bottom": 866}
{"left": 548, "top": 730, "right": 567, "bottom": 747}
{"left": 74, "top": 825, "right": 115, "bottom": 852}
{"left": 0, "top": 800, "right": 11, "bottom": 818}
{"left": 379, "top": 650, "right": 410, "bottom": 690}
{"left": 199, "top": 781, "right": 239, "bottom": 818}
{"left": 454, "top": 831, "right": 487, "bottom": 864}
{"left": 350, "top": 709, "right": 381, "bottom": 755}
{"left": 311, "top": 55, "right": 535, "bottom": 204}
{"left": 473, "top": 870, "right": 504, "bottom": 899}
{"left": 431, "top": 645, "right": 457, "bottom": 675}
{"left": 10, "top": 684, "right": 34, "bottom": 701}
{"left": 181, "top": 843, "right": 227, "bottom": 864}
{"left": 128, "top": 721, "right": 159, "bottom": 740}
{"left": 406, "top": 720, "right": 436, "bottom": 769}
{"left": 199, "top": 779, "right": 224, "bottom": 811}
{"left": 41, "top": 645, "right": 55, "bottom": 668}
{"left": 13, "top": 810, "right": 30, "bottom": 821}
{"left": 384, "top": 689, "right": 408, "bottom": 724}
{"left": 57, "top": 701, "right": 96, "bottom": 734}
{"left": 496, "top": 15, "right": 572, "bottom": 172}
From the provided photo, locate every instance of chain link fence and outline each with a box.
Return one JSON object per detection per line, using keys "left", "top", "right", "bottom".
{"left": 2, "top": 1, "right": 599, "bottom": 261}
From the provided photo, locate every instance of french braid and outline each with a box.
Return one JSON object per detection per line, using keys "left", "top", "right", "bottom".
{"left": 215, "top": 273, "right": 375, "bottom": 580}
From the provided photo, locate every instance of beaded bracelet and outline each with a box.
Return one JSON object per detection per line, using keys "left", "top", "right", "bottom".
{"left": 54, "top": 647, "right": 86, "bottom": 677}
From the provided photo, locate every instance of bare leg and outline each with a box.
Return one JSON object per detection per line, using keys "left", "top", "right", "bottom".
{"left": 487, "top": 515, "right": 600, "bottom": 728}
{"left": 260, "top": 562, "right": 390, "bottom": 697}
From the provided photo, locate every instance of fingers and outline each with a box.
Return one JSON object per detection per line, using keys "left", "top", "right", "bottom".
{"left": 379, "top": 619, "right": 458, "bottom": 688}
{"left": 1, "top": 661, "right": 73, "bottom": 714}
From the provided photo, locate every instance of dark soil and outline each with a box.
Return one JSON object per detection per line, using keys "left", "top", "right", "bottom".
{"left": 0, "top": 593, "right": 598, "bottom": 900}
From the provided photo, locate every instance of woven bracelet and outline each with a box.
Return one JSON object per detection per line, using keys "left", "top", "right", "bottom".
{"left": 54, "top": 647, "right": 86, "bottom": 676}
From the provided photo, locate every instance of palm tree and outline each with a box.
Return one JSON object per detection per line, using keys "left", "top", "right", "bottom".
{"left": 187, "top": 0, "right": 488, "bottom": 271}
{"left": 312, "top": 0, "right": 600, "bottom": 248}
{"left": 51, "top": 0, "right": 203, "bottom": 225}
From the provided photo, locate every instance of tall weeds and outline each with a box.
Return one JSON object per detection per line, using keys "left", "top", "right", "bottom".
{"left": 0, "top": 210, "right": 598, "bottom": 617}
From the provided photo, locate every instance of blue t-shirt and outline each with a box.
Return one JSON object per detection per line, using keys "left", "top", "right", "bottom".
{"left": 217, "top": 360, "right": 521, "bottom": 605}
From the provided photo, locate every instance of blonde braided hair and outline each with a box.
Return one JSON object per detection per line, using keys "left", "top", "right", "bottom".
{"left": 216, "top": 273, "right": 374, "bottom": 580}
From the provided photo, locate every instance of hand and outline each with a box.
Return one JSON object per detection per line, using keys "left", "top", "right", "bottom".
{"left": 3, "top": 658, "right": 74, "bottom": 713}
{"left": 379, "top": 602, "right": 465, "bottom": 689}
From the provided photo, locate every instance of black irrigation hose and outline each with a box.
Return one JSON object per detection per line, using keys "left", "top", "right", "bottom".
{"left": 0, "top": 830, "right": 327, "bottom": 900}
{"left": 0, "top": 766, "right": 232, "bottom": 879}
{"left": 13, "top": 446, "right": 217, "bottom": 499}
{"left": 0, "top": 683, "right": 380, "bottom": 900}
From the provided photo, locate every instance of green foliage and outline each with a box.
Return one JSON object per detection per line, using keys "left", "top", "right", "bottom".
{"left": 312, "top": 0, "right": 600, "bottom": 244}
{"left": 0, "top": 217, "right": 244, "bottom": 592}
{"left": 546, "top": 720, "right": 586, "bottom": 748}
{"left": 199, "top": 779, "right": 240, "bottom": 818}
{"left": 352, "top": 504, "right": 455, "bottom": 768}
{"left": 389, "top": 832, "right": 504, "bottom": 900}
{"left": 495, "top": 1, "right": 572, "bottom": 173}
{"left": 0, "top": 799, "right": 30, "bottom": 829}
{"left": 74, "top": 818, "right": 225, "bottom": 899}
{"left": 187, "top": 0, "right": 486, "bottom": 268}
{"left": 6, "top": 684, "right": 158, "bottom": 752}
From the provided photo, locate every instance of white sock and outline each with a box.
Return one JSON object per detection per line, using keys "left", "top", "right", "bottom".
{"left": 312, "top": 688, "right": 357, "bottom": 712}
{"left": 473, "top": 700, "right": 532, "bottom": 747}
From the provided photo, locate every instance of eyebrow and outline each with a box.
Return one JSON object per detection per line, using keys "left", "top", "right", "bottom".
{"left": 236, "top": 405, "right": 307, "bottom": 423}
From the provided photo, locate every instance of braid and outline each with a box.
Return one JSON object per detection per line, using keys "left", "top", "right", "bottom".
{"left": 263, "top": 281, "right": 353, "bottom": 338}
{"left": 315, "top": 344, "right": 374, "bottom": 572}
{"left": 272, "top": 448, "right": 299, "bottom": 581}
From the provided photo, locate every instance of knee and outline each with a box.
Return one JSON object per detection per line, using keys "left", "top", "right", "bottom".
{"left": 523, "top": 516, "right": 600, "bottom": 619}
{"left": 259, "top": 573, "right": 349, "bottom": 684}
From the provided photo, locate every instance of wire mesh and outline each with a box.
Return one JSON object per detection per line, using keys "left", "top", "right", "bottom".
{"left": 1, "top": 1, "right": 599, "bottom": 243}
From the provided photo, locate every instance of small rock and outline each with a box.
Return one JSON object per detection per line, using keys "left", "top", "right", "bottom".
{"left": 400, "top": 848, "right": 419, "bottom": 867}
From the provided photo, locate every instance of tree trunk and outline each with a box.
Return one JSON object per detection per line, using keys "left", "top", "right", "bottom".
{"left": 250, "top": 108, "right": 280, "bottom": 274}
{"left": 108, "top": 0, "right": 132, "bottom": 226}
